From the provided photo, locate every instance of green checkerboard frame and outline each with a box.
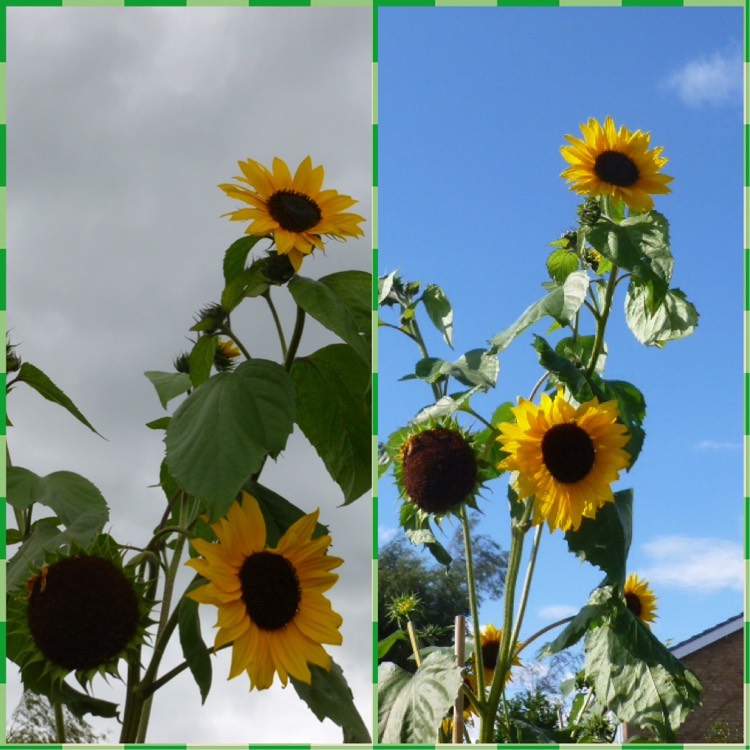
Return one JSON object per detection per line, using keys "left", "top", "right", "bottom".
{"left": 0, "top": 0, "right": 746, "bottom": 746}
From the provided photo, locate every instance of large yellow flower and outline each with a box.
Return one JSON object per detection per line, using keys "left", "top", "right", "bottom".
{"left": 219, "top": 155, "right": 365, "bottom": 272}
{"left": 624, "top": 573, "right": 658, "bottom": 627}
{"left": 497, "top": 390, "right": 630, "bottom": 532}
{"left": 186, "top": 492, "right": 343, "bottom": 690}
{"left": 561, "top": 116, "right": 673, "bottom": 212}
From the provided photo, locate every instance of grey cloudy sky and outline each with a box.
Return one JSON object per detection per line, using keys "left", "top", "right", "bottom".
{"left": 7, "top": 7, "right": 372, "bottom": 743}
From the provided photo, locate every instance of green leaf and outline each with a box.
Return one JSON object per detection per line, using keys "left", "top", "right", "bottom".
{"left": 289, "top": 274, "right": 371, "bottom": 364}
{"left": 6, "top": 468, "right": 111, "bottom": 590}
{"left": 144, "top": 370, "right": 192, "bottom": 410}
{"left": 540, "top": 584, "right": 615, "bottom": 657}
{"left": 564, "top": 490, "right": 633, "bottom": 583}
{"left": 584, "top": 607, "right": 702, "bottom": 739}
{"left": 178, "top": 597, "right": 212, "bottom": 704}
{"left": 378, "top": 270, "right": 399, "bottom": 305}
{"left": 533, "top": 335, "right": 594, "bottom": 402}
{"left": 242, "top": 479, "right": 329, "bottom": 547}
{"left": 491, "top": 271, "right": 589, "bottom": 353}
{"left": 378, "top": 650, "right": 463, "bottom": 743}
{"left": 290, "top": 344, "right": 370, "bottom": 504}
{"left": 400, "top": 503, "right": 452, "bottom": 567}
{"left": 166, "top": 359, "right": 295, "bottom": 518}
{"left": 291, "top": 660, "right": 372, "bottom": 743}
{"left": 413, "top": 386, "right": 486, "bottom": 424}
{"left": 413, "top": 349, "right": 498, "bottom": 390}
{"left": 625, "top": 280, "right": 699, "bottom": 347}
{"left": 316, "top": 270, "right": 372, "bottom": 333}
{"left": 221, "top": 263, "right": 270, "bottom": 310}
{"left": 421, "top": 283, "right": 454, "bottom": 348}
{"left": 14, "top": 362, "right": 102, "bottom": 436}
{"left": 588, "top": 211, "right": 673, "bottom": 311}
{"left": 378, "top": 630, "right": 408, "bottom": 660}
{"left": 223, "top": 235, "right": 264, "bottom": 284}
{"left": 146, "top": 416, "right": 171, "bottom": 430}
{"left": 547, "top": 249, "right": 579, "bottom": 283}
{"left": 555, "top": 334, "right": 607, "bottom": 375}
{"left": 189, "top": 335, "right": 217, "bottom": 388}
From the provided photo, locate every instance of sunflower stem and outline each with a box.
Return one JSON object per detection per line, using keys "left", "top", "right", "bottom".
{"left": 222, "top": 320, "right": 252, "bottom": 361}
{"left": 284, "top": 304, "right": 306, "bottom": 371}
{"left": 517, "top": 615, "right": 575, "bottom": 652}
{"left": 480, "top": 499, "right": 532, "bottom": 742}
{"left": 459, "top": 505, "right": 485, "bottom": 700}
{"left": 262, "top": 289, "right": 288, "bottom": 361}
{"left": 585, "top": 262, "right": 618, "bottom": 379}
{"left": 509, "top": 521, "right": 543, "bottom": 652}
{"left": 53, "top": 702, "right": 66, "bottom": 743}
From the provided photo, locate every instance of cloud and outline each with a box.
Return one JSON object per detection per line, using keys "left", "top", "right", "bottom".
{"left": 379, "top": 526, "right": 398, "bottom": 545}
{"left": 538, "top": 604, "right": 578, "bottom": 620}
{"left": 640, "top": 536, "right": 743, "bottom": 593}
{"left": 666, "top": 47, "right": 742, "bottom": 107}
{"left": 694, "top": 439, "right": 742, "bottom": 452}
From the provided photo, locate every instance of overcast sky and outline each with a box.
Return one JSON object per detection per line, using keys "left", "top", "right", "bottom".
{"left": 6, "top": 7, "right": 372, "bottom": 742}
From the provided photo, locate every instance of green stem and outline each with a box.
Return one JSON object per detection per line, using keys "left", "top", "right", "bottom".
{"left": 585, "top": 262, "right": 618, "bottom": 379}
{"left": 283, "top": 305, "right": 306, "bottom": 371}
{"left": 222, "top": 321, "right": 252, "bottom": 361}
{"left": 262, "top": 289, "right": 288, "bottom": 361}
{"left": 510, "top": 522, "right": 543, "bottom": 650}
{"left": 480, "top": 499, "right": 533, "bottom": 742}
{"left": 407, "top": 620, "right": 422, "bottom": 667}
{"left": 517, "top": 615, "right": 575, "bottom": 653}
{"left": 459, "top": 505, "right": 484, "bottom": 701}
{"left": 53, "top": 702, "right": 66, "bottom": 743}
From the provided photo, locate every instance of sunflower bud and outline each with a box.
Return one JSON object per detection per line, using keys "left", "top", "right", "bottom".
{"left": 213, "top": 338, "right": 241, "bottom": 372}
{"left": 192, "top": 303, "right": 227, "bottom": 334}
{"left": 262, "top": 251, "right": 296, "bottom": 285}
{"left": 6, "top": 338, "right": 21, "bottom": 373}
{"left": 577, "top": 198, "right": 601, "bottom": 228}
{"left": 173, "top": 351, "right": 191, "bottom": 375}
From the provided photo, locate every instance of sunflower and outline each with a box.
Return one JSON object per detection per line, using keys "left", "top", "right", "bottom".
{"left": 7, "top": 535, "right": 151, "bottom": 690}
{"left": 393, "top": 420, "right": 481, "bottom": 517}
{"left": 186, "top": 492, "right": 343, "bottom": 690}
{"left": 473, "top": 624, "right": 522, "bottom": 688}
{"left": 497, "top": 390, "right": 630, "bottom": 532}
{"left": 624, "top": 573, "right": 658, "bottom": 627}
{"left": 561, "top": 116, "right": 673, "bottom": 213}
{"left": 213, "top": 337, "right": 241, "bottom": 371}
{"left": 219, "top": 155, "right": 365, "bottom": 272}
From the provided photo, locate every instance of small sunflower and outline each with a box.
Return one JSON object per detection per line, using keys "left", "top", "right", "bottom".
{"left": 394, "top": 421, "right": 481, "bottom": 517}
{"left": 214, "top": 337, "right": 241, "bottom": 372}
{"left": 472, "top": 624, "right": 522, "bottom": 688}
{"left": 7, "top": 535, "right": 151, "bottom": 690}
{"left": 497, "top": 390, "right": 630, "bottom": 532}
{"left": 624, "top": 573, "right": 658, "bottom": 627}
{"left": 219, "top": 155, "right": 365, "bottom": 272}
{"left": 561, "top": 116, "right": 673, "bottom": 213}
{"left": 186, "top": 492, "right": 343, "bottom": 690}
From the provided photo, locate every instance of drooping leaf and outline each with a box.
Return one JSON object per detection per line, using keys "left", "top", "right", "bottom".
{"left": 412, "top": 386, "right": 485, "bottom": 424}
{"left": 413, "top": 349, "right": 498, "bottom": 390}
{"left": 378, "top": 270, "right": 399, "bottom": 305}
{"left": 491, "top": 271, "right": 589, "bottom": 354}
{"left": 421, "top": 283, "right": 454, "bottom": 348}
{"left": 400, "top": 502, "right": 452, "bottom": 567}
{"left": 6, "top": 467, "right": 111, "bottom": 591}
{"left": 291, "top": 660, "right": 372, "bottom": 743}
{"left": 290, "top": 343, "right": 370, "bottom": 504}
{"left": 625, "top": 279, "right": 699, "bottom": 347}
{"left": 315, "top": 270, "right": 372, "bottom": 334}
{"left": 289, "top": 273, "right": 371, "bottom": 364}
{"left": 165, "top": 359, "right": 295, "bottom": 518}
{"left": 588, "top": 211, "right": 673, "bottom": 311}
{"left": 378, "top": 650, "right": 463, "bottom": 743}
{"left": 144, "top": 370, "right": 192, "bottom": 410}
{"left": 13, "top": 362, "right": 102, "bottom": 436}
{"left": 564, "top": 489, "right": 633, "bottom": 584}
{"left": 584, "top": 606, "right": 702, "bottom": 739}
{"left": 177, "top": 596, "right": 212, "bottom": 704}
{"left": 378, "top": 630, "right": 408, "bottom": 660}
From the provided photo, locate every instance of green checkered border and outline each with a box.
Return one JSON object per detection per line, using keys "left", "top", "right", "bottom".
{"left": 0, "top": 0, "right": 746, "bottom": 747}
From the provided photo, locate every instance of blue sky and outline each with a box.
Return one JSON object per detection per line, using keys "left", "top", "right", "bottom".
{"left": 377, "top": 5, "right": 744, "bottom": 673}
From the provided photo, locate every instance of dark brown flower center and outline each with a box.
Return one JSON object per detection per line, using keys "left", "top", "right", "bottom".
{"left": 625, "top": 592, "right": 642, "bottom": 617}
{"left": 267, "top": 190, "right": 322, "bottom": 233}
{"left": 27, "top": 556, "right": 140, "bottom": 671}
{"left": 240, "top": 551, "right": 301, "bottom": 631}
{"left": 541, "top": 423, "right": 595, "bottom": 484}
{"left": 401, "top": 428, "right": 478, "bottom": 514}
{"left": 482, "top": 640, "right": 500, "bottom": 671}
{"left": 594, "top": 150, "right": 640, "bottom": 188}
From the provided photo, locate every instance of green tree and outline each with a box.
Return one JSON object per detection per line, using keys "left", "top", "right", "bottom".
{"left": 378, "top": 516, "right": 508, "bottom": 670}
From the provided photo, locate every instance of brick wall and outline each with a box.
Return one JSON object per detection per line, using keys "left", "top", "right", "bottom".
{"left": 676, "top": 628, "right": 744, "bottom": 743}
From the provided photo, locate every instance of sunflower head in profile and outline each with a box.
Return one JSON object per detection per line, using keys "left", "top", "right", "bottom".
{"left": 186, "top": 491, "right": 343, "bottom": 690}
{"left": 394, "top": 421, "right": 482, "bottom": 518}
{"left": 8, "top": 535, "right": 151, "bottom": 689}
{"left": 561, "top": 116, "right": 673, "bottom": 213}
{"left": 624, "top": 573, "right": 658, "bottom": 627}
{"left": 219, "top": 155, "right": 365, "bottom": 272}
{"left": 497, "top": 390, "right": 630, "bottom": 532}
